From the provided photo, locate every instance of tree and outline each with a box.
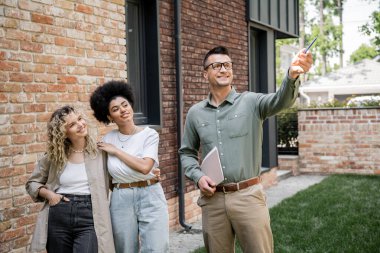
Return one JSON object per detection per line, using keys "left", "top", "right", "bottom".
{"left": 349, "top": 43, "right": 378, "bottom": 63}
{"left": 359, "top": 10, "right": 380, "bottom": 51}
{"left": 310, "top": 0, "right": 344, "bottom": 74}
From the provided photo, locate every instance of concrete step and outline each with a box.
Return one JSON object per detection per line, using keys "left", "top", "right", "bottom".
{"left": 277, "top": 169, "right": 292, "bottom": 181}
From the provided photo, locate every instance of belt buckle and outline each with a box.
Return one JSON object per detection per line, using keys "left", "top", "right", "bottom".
{"left": 222, "top": 186, "right": 227, "bottom": 193}
{"left": 146, "top": 180, "right": 151, "bottom": 186}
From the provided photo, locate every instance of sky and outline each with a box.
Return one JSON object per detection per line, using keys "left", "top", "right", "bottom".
{"left": 342, "top": 0, "right": 379, "bottom": 65}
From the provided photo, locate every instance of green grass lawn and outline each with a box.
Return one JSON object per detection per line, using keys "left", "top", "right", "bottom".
{"left": 192, "top": 174, "right": 380, "bottom": 253}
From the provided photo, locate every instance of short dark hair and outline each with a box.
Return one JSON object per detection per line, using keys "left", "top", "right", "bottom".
{"left": 203, "top": 46, "right": 230, "bottom": 68}
{"left": 90, "top": 80, "right": 135, "bottom": 124}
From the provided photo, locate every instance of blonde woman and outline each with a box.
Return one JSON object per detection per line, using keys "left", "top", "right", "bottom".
{"left": 26, "top": 105, "right": 115, "bottom": 253}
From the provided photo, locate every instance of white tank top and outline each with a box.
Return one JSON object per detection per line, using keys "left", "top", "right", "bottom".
{"left": 56, "top": 162, "right": 90, "bottom": 195}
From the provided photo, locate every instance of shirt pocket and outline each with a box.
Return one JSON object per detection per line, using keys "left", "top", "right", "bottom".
{"left": 196, "top": 121, "right": 214, "bottom": 144}
{"left": 227, "top": 113, "right": 249, "bottom": 138}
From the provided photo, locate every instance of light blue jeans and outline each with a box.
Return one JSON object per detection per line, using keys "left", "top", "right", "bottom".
{"left": 110, "top": 183, "right": 169, "bottom": 253}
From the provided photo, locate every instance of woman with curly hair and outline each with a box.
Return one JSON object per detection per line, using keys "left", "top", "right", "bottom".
{"left": 90, "top": 80, "right": 169, "bottom": 253}
{"left": 26, "top": 105, "right": 115, "bottom": 253}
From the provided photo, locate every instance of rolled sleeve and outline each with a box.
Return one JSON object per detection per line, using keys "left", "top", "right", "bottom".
{"left": 25, "top": 156, "right": 50, "bottom": 202}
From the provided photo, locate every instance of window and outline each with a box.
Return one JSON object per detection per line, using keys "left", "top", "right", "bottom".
{"left": 249, "top": 26, "right": 278, "bottom": 171}
{"left": 126, "top": 0, "right": 161, "bottom": 125}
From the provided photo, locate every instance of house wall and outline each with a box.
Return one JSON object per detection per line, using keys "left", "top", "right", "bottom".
{"left": 0, "top": 0, "right": 249, "bottom": 251}
{"left": 297, "top": 108, "right": 380, "bottom": 174}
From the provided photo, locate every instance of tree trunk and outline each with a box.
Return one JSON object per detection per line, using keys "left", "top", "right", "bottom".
{"left": 338, "top": 0, "right": 344, "bottom": 67}
{"left": 319, "top": 0, "right": 326, "bottom": 75}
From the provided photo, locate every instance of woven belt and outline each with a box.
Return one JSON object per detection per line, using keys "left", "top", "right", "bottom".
{"left": 114, "top": 178, "right": 159, "bottom": 189}
{"left": 215, "top": 177, "right": 261, "bottom": 193}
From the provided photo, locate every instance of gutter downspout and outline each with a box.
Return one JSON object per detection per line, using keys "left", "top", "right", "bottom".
{"left": 174, "top": 0, "right": 192, "bottom": 230}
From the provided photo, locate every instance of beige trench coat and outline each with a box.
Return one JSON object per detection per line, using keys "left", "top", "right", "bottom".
{"left": 25, "top": 151, "right": 115, "bottom": 253}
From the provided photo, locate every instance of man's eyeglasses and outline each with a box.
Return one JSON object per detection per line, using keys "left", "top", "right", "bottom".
{"left": 204, "top": 61, "right": 233, "bottom": 71}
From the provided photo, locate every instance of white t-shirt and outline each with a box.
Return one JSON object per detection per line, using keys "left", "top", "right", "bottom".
{"left": 103, "top": 127, "right": 159, "bottom": 183}
{"left": 56, "top": 162, "right": 90, "bottom": 194}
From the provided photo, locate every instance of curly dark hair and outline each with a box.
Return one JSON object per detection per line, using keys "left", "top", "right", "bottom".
{"left": 90, "top": 80, "right": 135, "bottom": 125}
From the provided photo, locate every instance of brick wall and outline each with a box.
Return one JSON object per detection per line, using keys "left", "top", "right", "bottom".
{"left": 298, "top": 108, "right": 380, "bottom": 174}
{"left": 1, "top": 0, "right": 249, "bottom": 251}
{"left": 161, "top": 0, "right": 249, "bottom": 228}
{"left": 278, "top": 155, "right": 299, "bottom": 175}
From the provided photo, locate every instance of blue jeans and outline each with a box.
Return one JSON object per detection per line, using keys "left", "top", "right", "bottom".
{"left": 110, "top": 183, "right": 169, "bottom": 253}
{"left": 47, "top": 194, "right": 97, "bottom": 253}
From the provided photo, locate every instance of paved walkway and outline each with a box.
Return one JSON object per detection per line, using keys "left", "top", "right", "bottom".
{"left": 169, "top": 173, "right": 327, "bottom": 253}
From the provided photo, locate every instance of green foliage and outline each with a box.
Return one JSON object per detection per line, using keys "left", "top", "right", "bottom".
{"left": 306, "top": 96, "right": 380, "bottom": 108}
{"left": 270, "top": 175, "right": 380, "bottom": 253}
{"left": 350, "top": 43, "right": 378, "bottom": 63}
{"left": 307, "top": 99, "right": 346, "bottom": 108}
{"left": 277, "top": 107, "right": 298, "bottom": 148}
{"left": 360, "top": 10, "right": 380, "bottom": 49}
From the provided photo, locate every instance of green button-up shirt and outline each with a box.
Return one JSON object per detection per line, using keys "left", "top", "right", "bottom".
{"left": 179, "top": 74, "right": 300, "bottom": 184}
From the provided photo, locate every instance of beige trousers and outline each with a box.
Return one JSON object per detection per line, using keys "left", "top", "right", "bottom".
{"left": 197, "top": 184, "right": 273, "bottom": 253}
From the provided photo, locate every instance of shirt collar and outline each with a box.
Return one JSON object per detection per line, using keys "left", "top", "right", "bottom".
{"left": 205, "top": 86, "right": 237, "bottom": 108}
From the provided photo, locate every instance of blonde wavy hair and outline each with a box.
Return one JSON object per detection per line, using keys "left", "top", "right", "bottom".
{"left": 47, "top": 105, "right": 97, "bottom": 170}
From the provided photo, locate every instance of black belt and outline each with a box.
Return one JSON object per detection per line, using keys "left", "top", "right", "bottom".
{"left": 61, "top": 194, "right": 91, "bottom": 202}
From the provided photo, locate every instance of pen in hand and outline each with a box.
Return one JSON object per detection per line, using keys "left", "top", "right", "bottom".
{"left": 304, "top": 36, "right": 318, "bottom": 53}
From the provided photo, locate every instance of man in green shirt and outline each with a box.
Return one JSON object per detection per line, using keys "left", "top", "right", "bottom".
{"left": 179, "top": 46, "right": 313, "bottom": 252}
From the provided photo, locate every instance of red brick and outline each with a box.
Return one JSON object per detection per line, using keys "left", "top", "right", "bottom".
{"left": 13, "top": 235, "right": 30, "bottom": 249}
{"left": 47, "top": 84, "right": 67, "bottom": 92}
{"left": 26, "top": 143, "right": 46, "bottom": 153}
{"left": 13, "top": 195, "right": 33, "bottom": 206}
{"left": 0, "top": 61, "right": 20, "bottom": 71}
{"left": 35, "top": 93, "right": 57, "bottom": 102}
{"left": 12, "top": 153, "right": 37, "bottom": 165}
{"left": 87, "top": 67, "right": 104, "bottom": 76}
{"left": 0, "top": 146, "right": 24, "bottom": 156}
{"left": 0, "top": 93, "right": 8, "bottom": 103}
{"left": 57, "top": 75, "right": 77, "bottom": 84}
{"left": 24, "top": 104, "right": 46, "bottom": 113}
{"left": 46, "top": 65, "right": 65, "bottom": 74}
{"left": 9, "top": 52, "right": 33, "bottom": 62}
{"left": 34, "top": 73, "right": 56, "bottom": 83}
{"left": 75, "top": 4, "right": 94, "bottom": 14}
{"left": 26, "top": 203, "right": 44, "bottom": 215}
{"left": 22, "top": 63, "right": 45, "bottom": 73}
{"left": 12, "top": 134, "right": 35, "bottom": 145}
{"left": 31, "top": 13, "right": 53, "bottom": 25}
{"left": 55, "top": 37, "right": 75, "bottom": 47}
{"left": 56, "top": 57, "right": 76, "bottom": 66}
{"left": 0, "top": 135, "right": 11, "bottom": 146}
{"left": 5, "top": 30, "right": 30, "bottom": 41}
{"left": 0, "top": 227, "right": 25, "bottom": 242}
{"left": 20, "top": 41, "right": 43, "bottom": 53}
{"left": 23, "top": 84, "right": 47, "bottom": 93}
{"left": 11, "top": 114, "right": 35, "bottom": 124}
{"left": 9, "top": 73, "right": 33, "bottom": 83}
{"left": 34, "top": 55, "right": 55, "bottom": 64}
{"left": 0, "top": 51, "right": 6, "bottom": 60}
{"left": 0, "top": 220, "right": 11, "bottom": 233}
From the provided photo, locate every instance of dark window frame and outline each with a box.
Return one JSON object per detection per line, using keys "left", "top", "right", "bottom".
{"left": 126, "top": 0, "right": 161, "bottom": 125}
